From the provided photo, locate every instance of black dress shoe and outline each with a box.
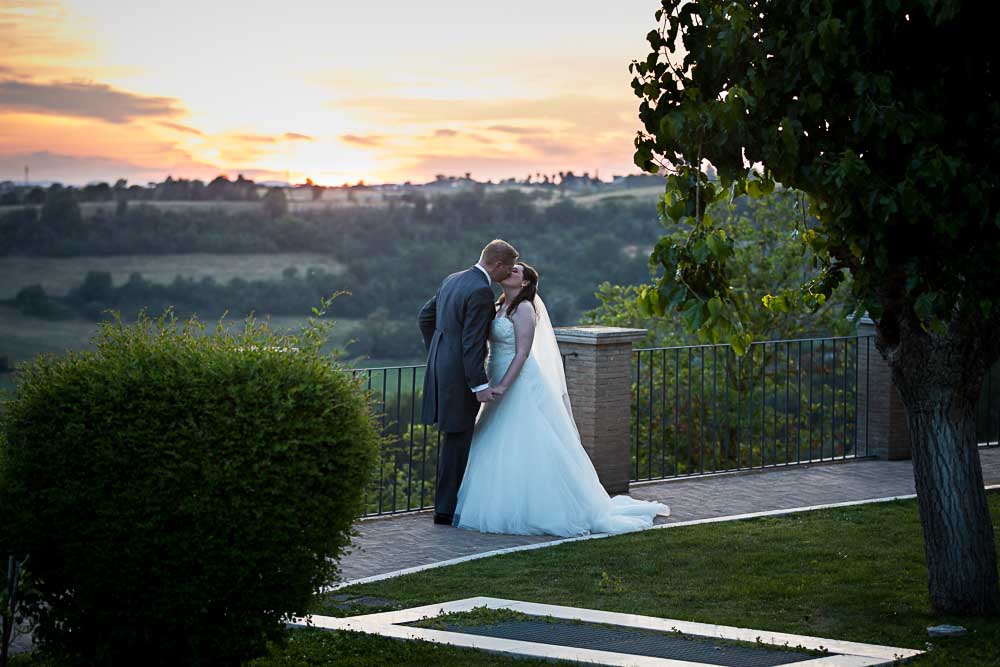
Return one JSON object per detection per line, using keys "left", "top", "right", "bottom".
{"left": 433, "top": 513, "right": 453, "bottom": 525}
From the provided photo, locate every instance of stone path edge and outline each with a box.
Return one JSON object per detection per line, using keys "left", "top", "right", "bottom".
{"left": 626, "top": 454, "right": 874, "bottom": 488}
{"left": 297, "top": 596, "right": 922, "bottom": 667}
{"left": 328, "top": 483, "right": 1000, "bottom": 592}
{"left": 350, "top": 456, "right": 876, "bottom": 525}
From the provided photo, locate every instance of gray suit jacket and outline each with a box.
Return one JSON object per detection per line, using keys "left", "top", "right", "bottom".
{"left": 419, "top": 267, "right": 495, "bottom": 432}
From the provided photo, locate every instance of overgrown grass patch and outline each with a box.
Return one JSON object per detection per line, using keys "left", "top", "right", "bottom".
{"left": 246, "top": 628, "right": 555, "bottom": 667}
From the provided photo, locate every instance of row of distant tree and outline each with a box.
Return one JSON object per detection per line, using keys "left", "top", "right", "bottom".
{"left": 0, "top": 184, "right": 854, "bottom": 361}
{"left": 0, "top": 188, "right": 661, "bottom": 358}
{"left": 0, "top": 172, "right": 669, "bottom": 207}
{"left": 0, "top": 174, "right": 270, "bottom": 206}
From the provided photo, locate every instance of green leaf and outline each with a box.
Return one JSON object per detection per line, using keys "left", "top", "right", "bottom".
{"left": 762, "top": 293, "right": 793, "bottom": 313}
{"left": 913, "top": 291, "right": 938, "bottom": 324}
{"left": 636, "top": 288, "right": 653, "bottom": 317}
{"left": 729, "top": 333, "right": 748, "bottom": 356}
{"left": 706, "top": 230, "right": 731, "bottom": 260}
{"left": 667, "top": 197, "right": 687, "bottom": 223}
{"left": 681, "top": 298, "right": 704, "bottom": 329}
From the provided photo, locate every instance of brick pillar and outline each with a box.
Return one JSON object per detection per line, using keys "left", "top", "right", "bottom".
{"left": 856, "top": 316, "right": 911, "bottom": 459}
{"left": 554, "top": 326, "right": 648, "bottom": 495}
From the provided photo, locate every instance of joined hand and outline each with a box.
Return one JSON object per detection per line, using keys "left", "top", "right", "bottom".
{"left": 476, "top": 386, "right": 505, "bottom": 402}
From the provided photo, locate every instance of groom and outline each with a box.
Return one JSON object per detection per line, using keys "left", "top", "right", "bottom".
{"left": 419, "top": 239, "right": 519, "bottom": 525}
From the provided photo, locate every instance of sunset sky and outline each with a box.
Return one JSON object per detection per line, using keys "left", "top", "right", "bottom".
{"left": 1, "top": 0, "right": 659, "bottom": 186}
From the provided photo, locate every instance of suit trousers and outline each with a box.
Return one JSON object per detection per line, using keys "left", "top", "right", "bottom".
{"left": 434, "top": 428, "right": 474, "bottom": 517}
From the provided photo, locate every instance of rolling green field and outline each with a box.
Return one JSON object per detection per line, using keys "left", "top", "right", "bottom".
{"left": 0, "top": 185, "right": 661, "bottom": 397}
{"left": 0, "top": 306, "right": 412, "bottom": 394}
{"left": 566, "top": 184, "right": 665, "bottom": 206}
{"left": 0, "top": 250, "right": 414, "bottom": 396}
{"left": 0, "top": 191, "right": 390, "bottom": 216}
{"left": 0, "top": 253, "right": 345, "bottom": 299}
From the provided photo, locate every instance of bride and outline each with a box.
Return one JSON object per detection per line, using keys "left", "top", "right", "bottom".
{"left": 453, "top": 262, "right": 669, "bottom": 537}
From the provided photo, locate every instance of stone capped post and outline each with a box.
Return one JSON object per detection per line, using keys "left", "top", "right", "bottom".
{"left": 554, "top": 326, "right": 648, "bottom": 495}
{"left": 856, "top": 316, "right": 912, "bottom": 459}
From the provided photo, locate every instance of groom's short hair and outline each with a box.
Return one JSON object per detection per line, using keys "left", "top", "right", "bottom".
{"left": 480, "top": 239, "right": 519, "bottom": 266}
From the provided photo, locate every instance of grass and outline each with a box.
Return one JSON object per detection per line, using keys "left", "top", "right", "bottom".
{"left": 0, "top": 306, "right": 367, "bottom": 365}
{"left": 409, "top": 607, "right": 828, "bottom": 657}
{"left": 408, "top": 606, "right": 542, "bottom": 630}
{"left": 0, "top": 251, "right": 350, "bottom": 385}
{"left": 0, "top": 253, "right": 345, "bottom": 299}
{"left": 270, "top": 495, "right": 1000, "bottom": 666}
{"left": 0, "top": 252, "right": 432, "bottom": 377}
{"left": 244, "top": 628, "right": 556, "bottom": 667}
{"left": 0, "top": 307, "right": 418, "bottom": 397}
{"left": 10, "top": 493, "right": 999, "bottom": 665}
{"left": 9, "top": 617, "right": 554, "bottom": 667}
{"left": 0, "top": 307, "right": 105, "bottom": 368}
{"left": 0, "top": 310, "right": 418, "bottom": 394}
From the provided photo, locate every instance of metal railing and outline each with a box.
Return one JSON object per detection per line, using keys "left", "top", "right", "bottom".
{"left": 354, "top": 353, "right": 580, "bottom": 517}
{"left": 976, "top": 360, "right": 1000, "bottom": 448}
{"left": 351, "top": 365, "right": 436, "bottom": 517}
{"left": 630, "top": 336, "right": 870, "bottom": 482}
{"left": 354, "top": 340, "right": 1000, "bottom": 517}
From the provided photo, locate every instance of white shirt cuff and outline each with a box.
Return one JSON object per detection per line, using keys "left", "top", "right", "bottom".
{"left": 471, "top": 383, "right": 489, "bottom": 393}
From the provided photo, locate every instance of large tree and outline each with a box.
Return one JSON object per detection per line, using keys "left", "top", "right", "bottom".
{"left": 631, "top": 0, "right": 999, "bottom": 612}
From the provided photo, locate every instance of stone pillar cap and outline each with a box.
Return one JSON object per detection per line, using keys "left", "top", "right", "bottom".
{"left": 554, "top": 325, "right": 648, "bottom": 345}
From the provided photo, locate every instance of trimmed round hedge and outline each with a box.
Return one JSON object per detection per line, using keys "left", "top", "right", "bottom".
{"left": 0, "top": 313, "right": 378, "bottom": 665}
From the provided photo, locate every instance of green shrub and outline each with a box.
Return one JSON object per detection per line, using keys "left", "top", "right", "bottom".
{"left": 0, "top": 310, "right": 378, "bottom": 666}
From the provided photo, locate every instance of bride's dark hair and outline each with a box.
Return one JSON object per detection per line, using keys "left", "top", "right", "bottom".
{"left": 497, "top": 262, "right": 539, "bottom": 318}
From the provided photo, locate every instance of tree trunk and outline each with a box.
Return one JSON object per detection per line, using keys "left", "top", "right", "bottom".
{"left": 906, "top": 396, "right": 999, "bottom": 612}
{"left": 1, "top": 555, "right": 14, "bottom": 667}
{"left": 877, "top": 313, "right": 1000, "bottom": 613}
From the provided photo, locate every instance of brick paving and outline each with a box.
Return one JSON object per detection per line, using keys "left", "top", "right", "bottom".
{"left": 337, "top": 447, "right": 1000, "bottom": 583}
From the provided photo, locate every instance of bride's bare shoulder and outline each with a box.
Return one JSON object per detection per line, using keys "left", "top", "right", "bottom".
{"left": 511, "top": 301, "right": 536, "bottom": 327}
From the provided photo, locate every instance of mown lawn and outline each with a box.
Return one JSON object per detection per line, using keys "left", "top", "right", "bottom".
{"left": 254, "top": 495, "right": 1000, "bottom": 666}
{"left": 0, "top": 253, "right": 346, "bottom": 300}
{"left": 12, "top": 496, "right": 999, "bottom": 665}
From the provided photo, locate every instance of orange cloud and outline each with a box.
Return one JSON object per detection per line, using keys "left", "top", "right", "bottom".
{"left": 487, "top": 125, "right": 547, "bottom": 135}
{"left": 224, "top": 132, "right": 314, "bottom": 144}
{"left": 1, "top": 1, "right": 654, "bottom": 185}
{"left": 232, "top": 133, "right": 277, "bottom": 143}
{"left": 340, "top": 134, "right": 384, "bottom": 147}
{"left": 401, "top": 154, "right": 562, "bottom": 181}
{"left": 0, "top": 149, "right": 220, "bottom": 185}
{"left": 518, "top": 137, "right": 580, "bottom": 158}
{"left": 2, "top": 1, "right": 92, "bottom": 64}
{"left": 341, "top": 94, "right": 634, "bottom": 135}
{"left": 0, "top": 78, "right": 184, "bottom": 123}
{"left": 158, "top": 121, "right": 203, "bottom": 135}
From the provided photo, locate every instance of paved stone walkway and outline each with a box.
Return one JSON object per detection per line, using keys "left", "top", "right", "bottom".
{"left": 338, "top": 447, "right": 1000, "bottom": 583}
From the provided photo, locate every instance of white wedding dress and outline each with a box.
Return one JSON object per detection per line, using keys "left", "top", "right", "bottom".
{"left": 454, "top": 297, "right": 669, "bottom": 537}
